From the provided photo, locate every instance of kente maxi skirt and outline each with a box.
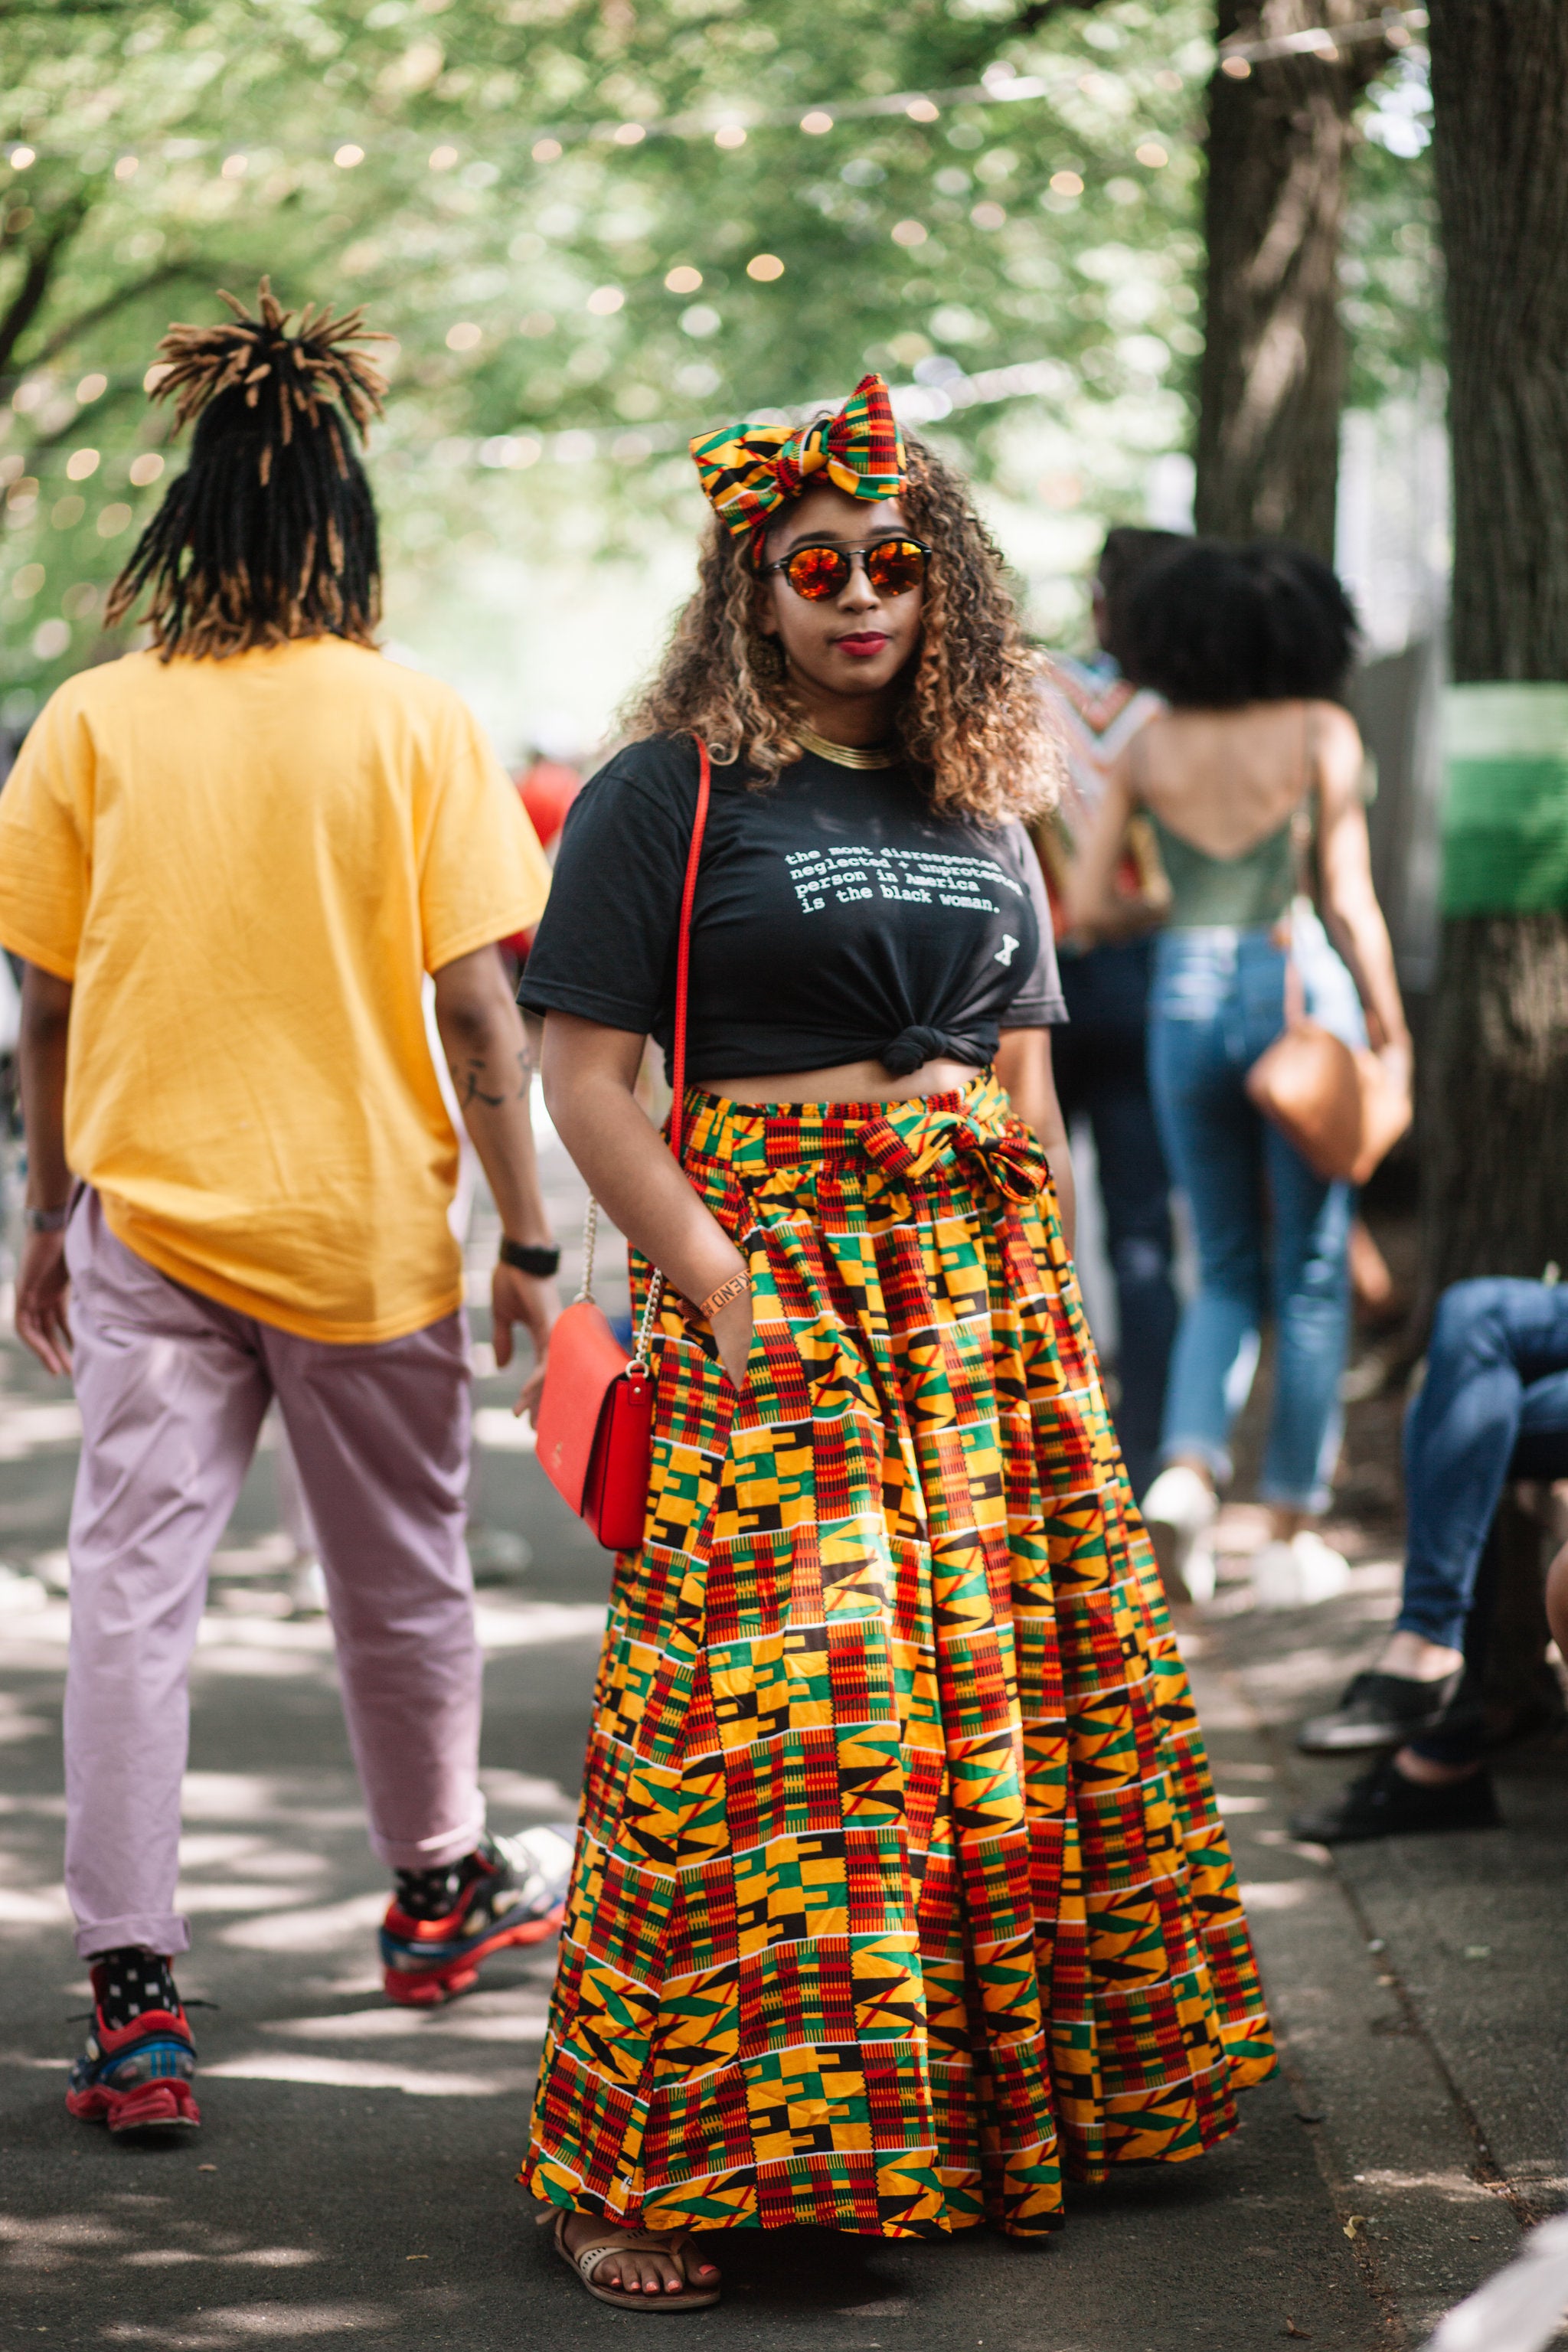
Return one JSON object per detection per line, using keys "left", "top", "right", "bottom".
{"left": 524, "top": 1074, "right": 1274, "bottom": 2238}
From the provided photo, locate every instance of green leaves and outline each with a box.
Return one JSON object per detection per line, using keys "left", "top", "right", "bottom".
{"left": 0, "top": 0, "right": 1432, "bottom": 720}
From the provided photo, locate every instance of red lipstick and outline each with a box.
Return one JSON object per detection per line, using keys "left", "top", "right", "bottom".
{"left": 835, "top": 632, "right": 889, "bottom": 658}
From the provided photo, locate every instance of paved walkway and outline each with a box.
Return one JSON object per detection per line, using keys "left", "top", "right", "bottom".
{"left": 1, "top": 1168, "right": 1564, "bottom": 2349}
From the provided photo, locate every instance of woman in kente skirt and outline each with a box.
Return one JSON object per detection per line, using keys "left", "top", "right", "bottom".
{"left": 517, "top": 374, "right": 1274, "bottom": 2311}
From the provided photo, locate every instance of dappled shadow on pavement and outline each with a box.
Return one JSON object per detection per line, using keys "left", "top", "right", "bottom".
{"left": 2, "top": 1581, "right": 1374, "bottom": 2351}
{"left": 1, "top": 1198, "right": 1517, "bottom": 2350}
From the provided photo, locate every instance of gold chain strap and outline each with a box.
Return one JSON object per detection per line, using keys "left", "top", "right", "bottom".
{"left": 577, "top": 1194, "right": 665, "bottom": 1375}
{"left": 575, "top": 1197, "right": 598, "bottom": 1302}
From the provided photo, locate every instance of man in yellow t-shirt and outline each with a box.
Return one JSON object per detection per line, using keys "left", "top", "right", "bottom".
{"left": 0, "top": 285, "right": 573, "bottom": 2137}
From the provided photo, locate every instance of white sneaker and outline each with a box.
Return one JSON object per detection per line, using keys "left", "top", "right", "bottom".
{"left": 0, "top": 1564, "right": 47, "bottom": 1615}
{"left": 1142, "top": 1465, "right": 1219, "bottom": 1602}
{"left": 495, "top": 1824, "right": 577, "bottom": 1920}
{"left": 1250, "top": 1530, "right": 1351, "bottom": 1612}
{"left": 1181, "top": 1538, "right": 1218, "bottom": 1606}
{"left": 289, "top": 1557, "right": 328, "bottom": 1617}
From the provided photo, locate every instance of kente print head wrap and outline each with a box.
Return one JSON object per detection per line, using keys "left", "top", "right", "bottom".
{"left": 689, "top": 372, "right": 908, "bottom": 547}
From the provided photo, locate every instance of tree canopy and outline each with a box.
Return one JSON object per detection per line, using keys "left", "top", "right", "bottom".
{"left": 0, "top": 0, "right": 1436, "bottom": 724}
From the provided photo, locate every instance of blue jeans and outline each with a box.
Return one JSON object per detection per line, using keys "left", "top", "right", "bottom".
{"left": 1055, "top": 940, "right": 1177, "bottom": 1500}
{"left": 1398, "top": 1279, "right": 1568, "bottom": 1649}
{"left": 1148, "top": 918, "right": 1361, "bottom": 1511}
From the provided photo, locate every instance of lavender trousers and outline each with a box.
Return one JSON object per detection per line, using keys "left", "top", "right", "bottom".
{"left": 64, "top": 1190, "right": 485, "bottom": 1961}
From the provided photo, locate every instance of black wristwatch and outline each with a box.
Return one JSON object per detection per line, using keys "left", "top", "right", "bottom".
{"left": 498, "top": 1237, "right": 560, "bottom": 1277}
{"left": 24, "top": 1204, "right": 70, "bottom": 1234}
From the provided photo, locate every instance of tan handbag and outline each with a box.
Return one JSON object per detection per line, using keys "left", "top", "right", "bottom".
{"left": 1245, "top": 914, "right": 1411, "bottom": 1186}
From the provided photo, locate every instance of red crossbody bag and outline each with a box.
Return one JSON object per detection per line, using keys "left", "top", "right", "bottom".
{"left": 533, "top": 738, "right": 712, "bottom": 1550}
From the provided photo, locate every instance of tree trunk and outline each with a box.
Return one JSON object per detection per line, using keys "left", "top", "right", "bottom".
{"left": 1421, "top": 916, "right": 1568, "bottom": 1292}
{"left": 1429, "top": 2, "right": 1568, "bottom": 681}
{"left": 1422, "top": 2, "right": 1568, "bottom": 1302}
{"left": 1195, "top": 3, "right": 1387, "bottom": 557}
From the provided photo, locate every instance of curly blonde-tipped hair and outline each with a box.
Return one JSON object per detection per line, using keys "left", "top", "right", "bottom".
{"left": 625, "top": 437, "right": 1060, "bottom": 825}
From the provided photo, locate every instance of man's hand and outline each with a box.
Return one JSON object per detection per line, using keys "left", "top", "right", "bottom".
{"left": 494, "top": 1260, "right": 560, "bottom": 1424}
{"left": 433, "top": 946, "right": 560, "bottom": 1423}
{"left": 17, "top": 1228, "right": 72, "bottom": 1376}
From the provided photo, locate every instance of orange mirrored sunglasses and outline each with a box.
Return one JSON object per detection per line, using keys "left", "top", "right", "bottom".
{"left": 761, "top": 537, "right": 930, "bottom": 602}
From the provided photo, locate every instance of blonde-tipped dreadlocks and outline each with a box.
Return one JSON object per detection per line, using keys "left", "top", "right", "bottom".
{"left": 106, "top": 279, "right": 391, "bottom": 660}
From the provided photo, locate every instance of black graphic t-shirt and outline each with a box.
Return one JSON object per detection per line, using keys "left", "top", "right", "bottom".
{"left": 518, "top": 734, "right": 1066, "bottom": 1081}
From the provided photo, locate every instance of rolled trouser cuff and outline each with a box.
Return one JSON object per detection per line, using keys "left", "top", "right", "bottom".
{"left": 1158, "top": 1438, "right": 1231, "bottom": 1488}
{"left": 370, "top": 1805, "right": 488, "bottom": 1874}
{"left": 1394, "top": 1606, "right": 1471, "bottom": 1654}
{"left": 76, "top": 1913, "right": 191, "bottom": 1962}
{"left": 1257, "top": 1480, "right": 1333, "bottom": 1515}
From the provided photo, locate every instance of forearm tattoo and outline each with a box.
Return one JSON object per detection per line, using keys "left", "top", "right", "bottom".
{"left": 453, "top": 1045, "right": 532, "bottom": 1109}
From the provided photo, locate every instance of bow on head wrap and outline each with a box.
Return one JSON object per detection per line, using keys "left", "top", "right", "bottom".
{"left": 689, "top": 372, "right": 908, "bottom": 544}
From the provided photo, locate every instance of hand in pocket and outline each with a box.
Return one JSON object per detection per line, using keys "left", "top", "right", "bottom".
{"left": 711, "top": 1290, "right": 754, "bottom": 1391}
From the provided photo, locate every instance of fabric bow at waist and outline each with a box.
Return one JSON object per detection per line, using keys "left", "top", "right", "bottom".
{"left": 856, "top": 1101, "right": 1048, "bottom": 1205}
{"left": 679, "top": 1073, "right": 1050, "bottom": 1209}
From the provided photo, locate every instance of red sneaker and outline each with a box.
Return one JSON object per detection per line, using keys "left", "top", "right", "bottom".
{"left": 380, "top": 1826, "right": 574, "bottom": 2007}
{"left": 67, "top": 1955, "right": 200, "bottom": 2135}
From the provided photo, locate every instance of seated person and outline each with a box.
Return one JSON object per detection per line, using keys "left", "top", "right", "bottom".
{"left": 1550, "top": 1527, "right": 1568, "bottom": 1663}
{"left": 1292, "top": 1276, "right": 1568, "bottom": 1842}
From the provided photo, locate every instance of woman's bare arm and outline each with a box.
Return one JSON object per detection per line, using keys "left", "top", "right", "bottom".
{"left": 995, "top": 1027, "right": 1075, "bottom": 1256}
{"left": 1312, "top": 703, "right": 1410, "bottom": 1061}
{"left": 1061, "top": 757, "right": 1148, "bottom": 943}
{"left": 541, "top": 1010, "right": 754, "bottom": 1390}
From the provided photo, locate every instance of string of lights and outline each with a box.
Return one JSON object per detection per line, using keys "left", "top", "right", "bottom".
{"left": 3, "top": 351, "right": 1091, "bottom": 509}
{"left": 436, "top": 353, "right": 1082, "bottom": 479}
{"left": 1220, "top": 6, "right": 1425, "bottom": 74}
{"left": 2, "top": 66, "right": 1175, "bottom": 179}
{"left": 0, "top": 76, "right": 1190, "bottom": 425}
{"left": 2, "top": 8, "right": 1426, "bottom": 178}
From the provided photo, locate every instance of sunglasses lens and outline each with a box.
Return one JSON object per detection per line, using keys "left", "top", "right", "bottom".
{"left": 784, "top": 546, "right": 851, "bottom": 600}
{"left": 866, "top": 540, "right": 927, "bottom": 596}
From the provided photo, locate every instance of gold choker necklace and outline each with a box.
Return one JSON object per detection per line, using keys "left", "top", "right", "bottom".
{"left": 796, "top": 720, "right": 900, "bottom": 771}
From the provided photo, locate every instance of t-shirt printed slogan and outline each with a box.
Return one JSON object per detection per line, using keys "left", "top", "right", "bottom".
{"left": 786, "top": 842, "right": 1028, "bottom": 917}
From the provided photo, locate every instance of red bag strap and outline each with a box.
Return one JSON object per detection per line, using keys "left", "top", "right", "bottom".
{"left": 577, "top": 736, "right": 710, "bottom": 1374}
{"left": 668, "top": 736, "right": 711, "bottom": 1165}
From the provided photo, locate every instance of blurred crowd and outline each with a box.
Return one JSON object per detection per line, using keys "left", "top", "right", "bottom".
{"left": 1033, "top": 522, "right": 1568, "bottom": 1849}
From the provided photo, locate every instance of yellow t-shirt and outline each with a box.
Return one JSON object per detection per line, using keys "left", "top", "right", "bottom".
{"left": 0, "top": 638, "right": 550, "bottom": 1343}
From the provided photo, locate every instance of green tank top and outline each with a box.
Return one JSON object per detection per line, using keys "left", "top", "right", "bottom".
{"left": 1146, "top": 808, "right": 1298, "bottom": 929}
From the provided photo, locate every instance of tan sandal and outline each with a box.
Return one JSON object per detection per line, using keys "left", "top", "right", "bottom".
{"left": 550, "top": 2209, "right": 721, "bottom": 2311}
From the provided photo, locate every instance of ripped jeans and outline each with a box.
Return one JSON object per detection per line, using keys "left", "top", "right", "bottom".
{"left": 1147, "top": 913, "right": 1361, "bottom": 1512}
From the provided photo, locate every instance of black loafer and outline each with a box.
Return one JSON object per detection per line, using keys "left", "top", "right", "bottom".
{"left": 1289, "top": 1755, "right": 1500, "bottom": 1844}
{"left": 1296, "top": 1668, "right": 1464, "bottom": 1756}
